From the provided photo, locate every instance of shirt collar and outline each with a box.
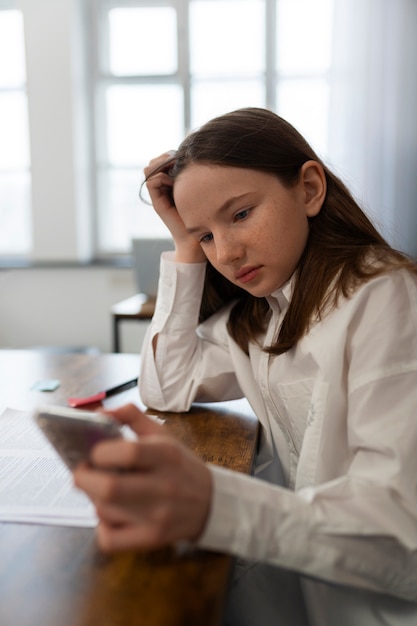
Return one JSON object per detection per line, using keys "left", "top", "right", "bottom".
{"left": 266, "top": 274, "right": 296, "bottom": 313}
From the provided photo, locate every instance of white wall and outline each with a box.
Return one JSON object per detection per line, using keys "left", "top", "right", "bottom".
{"left": 0, "top": 266, "right": 149, "bottom": 353}
{"left": 0, "top": 1, "right": 150, "bottom": 354}
{"left": 20, "top": 0, "right": 93, "bottom": 263}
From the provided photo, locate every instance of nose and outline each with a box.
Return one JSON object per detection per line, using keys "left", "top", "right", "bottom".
{"left": 214, "top": 233, "right": 244, "bottom": 265}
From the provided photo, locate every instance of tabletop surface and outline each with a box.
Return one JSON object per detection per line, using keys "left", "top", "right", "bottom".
{"left": 0, "top": 350, "right": 259, "bottom": 626}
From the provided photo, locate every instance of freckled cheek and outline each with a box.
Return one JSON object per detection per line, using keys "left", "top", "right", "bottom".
{"left": 252, "top": 228, "right": 278, "bottom": 253}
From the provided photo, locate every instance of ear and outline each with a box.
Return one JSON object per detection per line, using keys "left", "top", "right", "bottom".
{"left": 299, "top": 160, "right": 326, "bottom": 217}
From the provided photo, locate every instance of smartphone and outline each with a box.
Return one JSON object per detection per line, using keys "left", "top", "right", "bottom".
{"left": 34, "top": 405, "right": 122, "bottom": 470}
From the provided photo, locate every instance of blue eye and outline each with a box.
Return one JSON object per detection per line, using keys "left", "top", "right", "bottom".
{"left": 235, "top": 208, "right": 250, "bottom": 221}
{"left": 199, "top": 233, "right": 213, "bottom": 244}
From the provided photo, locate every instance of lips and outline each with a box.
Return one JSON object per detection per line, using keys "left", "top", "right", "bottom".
{"left": 235, "top": 265, "right": 262, "bottom": 284}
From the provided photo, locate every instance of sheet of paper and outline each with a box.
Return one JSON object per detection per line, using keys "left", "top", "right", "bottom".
{"left": 0, "top": 408, "right": 97, "bottom": 527}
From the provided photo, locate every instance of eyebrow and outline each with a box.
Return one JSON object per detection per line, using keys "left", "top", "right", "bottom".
{"left": 185, "top": 192, "right": 253, "bottom": 235}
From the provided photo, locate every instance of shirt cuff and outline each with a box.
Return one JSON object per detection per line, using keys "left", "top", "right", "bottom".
{"left": 197, "top": 464, "right": 257, "bottom": 555}
{"left": 152, "top": 252, "right": 207, "bottom": 332}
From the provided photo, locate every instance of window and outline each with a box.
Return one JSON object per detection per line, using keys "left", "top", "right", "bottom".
{"left": 0, "top": 3, "right": 31, "bottom": 256}
{"left": 93, "top": 0, "right": 334, "bottom": 255}
{"left": 2, "top": 0, "right": 415, "bottom": 262}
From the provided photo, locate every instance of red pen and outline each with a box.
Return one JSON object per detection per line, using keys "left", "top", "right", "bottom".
{"left": 67, "top": 378, "right": 138, "bottom": 408}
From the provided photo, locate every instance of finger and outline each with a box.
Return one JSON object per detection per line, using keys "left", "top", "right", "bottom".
{"left": 146, "top": 150, "right": 176, "bottom": 167}
{"left": 73, "top": 461, "right": 164, "bottom": 514}
{"left": 96, "top": 519, "right": 166, "bottom": 552}
{"left": 144, "top": 152, "right": 177, "bottom": 179}
{"left": 145, "top": 171, "right": 173, "bottom": 191}
{"left": 73, "top": 463, "right": 97, "bottom": 493}
{"left": 91, "top": 436, "right": 181, "bottom": 473}
{"left": 103, "top": 404, "right": 163, "bottom": 437}
{"left": 93, "top": 500, "right": 136, "bottom": 526}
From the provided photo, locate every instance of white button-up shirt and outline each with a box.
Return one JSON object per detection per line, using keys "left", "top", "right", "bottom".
{"left": 140, "top": 252, "right": 417, "bottom": 625}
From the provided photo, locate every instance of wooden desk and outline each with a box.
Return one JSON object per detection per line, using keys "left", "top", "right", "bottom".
{"left": 111, "top": 294, "right": 155, "bottom": 353}
{"left": 0, "top": 350, "right": 258, "bottom": 626}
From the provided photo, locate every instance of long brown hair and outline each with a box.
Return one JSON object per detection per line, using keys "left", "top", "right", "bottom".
{"left": 147, "top": 108, "right": 417, "bottom": 355}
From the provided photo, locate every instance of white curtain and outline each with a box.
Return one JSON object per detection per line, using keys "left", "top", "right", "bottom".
{"left": 327, "top": 0, "right": 417, "bottom": 256}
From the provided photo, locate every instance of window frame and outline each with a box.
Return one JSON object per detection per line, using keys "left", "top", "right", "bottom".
{"left": 0, "top": 0, "right": 32, "bottom": 259}
{"left": 91, "top": 0, "right": 333, "bottom": 257}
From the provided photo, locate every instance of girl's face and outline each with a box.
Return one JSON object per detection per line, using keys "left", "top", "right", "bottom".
{"left": 173, "top": 162, "right": 324, "bottom": 297}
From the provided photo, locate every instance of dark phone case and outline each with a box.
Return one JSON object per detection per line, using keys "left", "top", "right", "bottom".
{"left": 35, "top": 410, "right": 122, "bottom": 470}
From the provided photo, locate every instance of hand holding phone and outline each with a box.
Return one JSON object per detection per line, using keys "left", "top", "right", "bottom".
{"left": 34, "top": 405, "right": 123, "bottom": 471}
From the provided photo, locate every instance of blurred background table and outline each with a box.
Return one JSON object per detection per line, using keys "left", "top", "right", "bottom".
{"left": 111, "top": 294, "right": 155, "bottom": 352}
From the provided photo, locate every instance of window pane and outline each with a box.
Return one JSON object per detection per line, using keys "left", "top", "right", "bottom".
{"left": 96, "top": 0, "right": 336, "bottom": 254}
{"left": 277, "top": 0, "right": 333, "bottom": 74}
{"left": 277, "top": 79, "right": 330, "bottom": 155}
{"left": 0, "top": 172, "right": 31, "bottom": 254}
{"left": 0, "top": 92, "right": 30, "bottom": 169}
{"left": 0, "top": 8, "right": 31, "bottom": 257}
{"left": 97, "top": 169, "right": 171, "bottom": 252}
{"left": 191, "top": 80, "right": 264, "bottom": 128}
{"left": 190, "top": 0, "right": 265, "bottom": 78}
{"left": 0, "top": 10, "right": 26, "bottom": 87}
{"left": 106, "top": 85, "right": 183, "bottom": 166}
{"left": 108, "top": 7, "right": 177, "bottom": 76}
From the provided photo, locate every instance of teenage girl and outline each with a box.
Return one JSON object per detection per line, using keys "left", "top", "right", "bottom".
{"left": 75, "top": 108, "right": 417, "bottom": 626}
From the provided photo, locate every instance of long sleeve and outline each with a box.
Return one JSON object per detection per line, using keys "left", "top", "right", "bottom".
{"left": 199, "top": 460, "right": 417, "bottom": 602}
{"left": 139, "top": 253, "right": 243, "bottom": 411}
{"left": 198, "top": 270, "right": 417, "bottom": 603}
{"left": 141, "top": 254, "right": 417, "bottom": 607}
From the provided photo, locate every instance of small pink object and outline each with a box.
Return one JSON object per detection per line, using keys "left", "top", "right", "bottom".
{"left": 67, "top": 378, "right": 138, "bottom": 408}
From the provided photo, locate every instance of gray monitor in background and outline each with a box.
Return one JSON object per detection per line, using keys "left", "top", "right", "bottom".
{"left": 131, "top": 238, "right": 174, "bottom": 297}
